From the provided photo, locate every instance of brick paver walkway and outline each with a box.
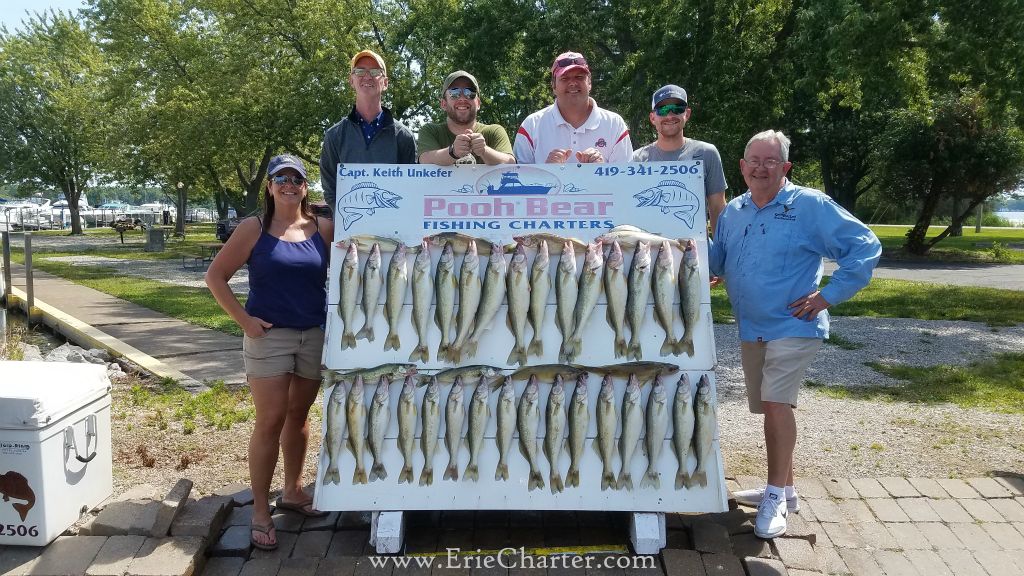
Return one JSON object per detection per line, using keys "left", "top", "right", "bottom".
{"left": 2, "top": 476, "right": 1023, "bottom": 576}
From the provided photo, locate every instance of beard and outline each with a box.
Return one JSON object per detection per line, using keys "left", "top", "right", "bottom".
{"left": 446, "top": 106, "right": 477, "bottom": 126}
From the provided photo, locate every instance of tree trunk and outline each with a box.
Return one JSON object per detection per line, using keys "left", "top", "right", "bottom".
{"left": 61, "top": 180, "right": 84, "bottom": 235}
{"left": 904, "top": 183, "right": 943, "bottom": 255}
{"left": 175, "top": 184, "right": 188, "bottom": 237}
{"left": 949, "top": 195, "right": 963, "bottom": 237}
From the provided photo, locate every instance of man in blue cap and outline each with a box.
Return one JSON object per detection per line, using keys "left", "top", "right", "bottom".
{"left": 633, "top": 85, "right": 728, "bottom": 235}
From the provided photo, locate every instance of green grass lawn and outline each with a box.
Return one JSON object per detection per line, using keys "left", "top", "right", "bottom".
{"left": 870, "top": 225, "right": 1024, "bottom": 264}
{"left": 807, "top": 353, "right": 1024, "bottom": 414}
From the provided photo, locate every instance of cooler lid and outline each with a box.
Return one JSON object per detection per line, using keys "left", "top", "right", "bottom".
{"left": 0, "top": 361, "right": 112, "bottom": 430}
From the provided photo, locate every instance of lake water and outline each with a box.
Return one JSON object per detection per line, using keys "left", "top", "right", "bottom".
{"left": 996, "top": 211, "right": 1024, "bottom": 226}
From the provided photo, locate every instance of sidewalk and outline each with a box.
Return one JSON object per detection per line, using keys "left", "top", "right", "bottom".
{"left": 2, "top": 475, "right": 1022, "bottom": 576}
{"left": 6, "top": 264, "right": 245, "bottom": 385}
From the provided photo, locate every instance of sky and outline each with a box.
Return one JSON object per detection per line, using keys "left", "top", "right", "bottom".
{"left": 0, "top": 1, "right": 85, "bottom": 33}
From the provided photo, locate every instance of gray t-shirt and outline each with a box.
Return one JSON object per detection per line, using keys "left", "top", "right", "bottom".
{"left": 632, "top": 139, "right": 727, "bottom": 198}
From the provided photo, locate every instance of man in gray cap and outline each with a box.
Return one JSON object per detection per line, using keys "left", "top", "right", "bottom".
{"left": 418, "top": 70, "right": 516, "bottom": 165}
{"left": 633, "top": 85, "right": 728, "bottom": 235}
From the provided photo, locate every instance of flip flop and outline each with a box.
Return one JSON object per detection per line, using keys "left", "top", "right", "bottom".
{"left": 250, "top": 520, "right": 278, "bottom": 551}
{"left": 274, "top": 497, "right": 329, "bottom": 518}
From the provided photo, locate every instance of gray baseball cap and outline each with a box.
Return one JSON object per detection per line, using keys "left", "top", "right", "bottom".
{"left": 651, "top": 84, "right": 688, "bottom": 109}
{"left": 268, "top": 154, "right": 307, "bottom": 178}
{"left": 442, "top": 70, "right": 480, "bottom": 95}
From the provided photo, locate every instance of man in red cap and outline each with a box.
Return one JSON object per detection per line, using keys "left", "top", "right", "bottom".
{"left": 513, "top": 51, "right": 632, "bottom": 164}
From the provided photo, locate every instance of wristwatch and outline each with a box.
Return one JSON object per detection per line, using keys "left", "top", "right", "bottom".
{"left": 448, "top": 144, "right": 459, "bottom": 160}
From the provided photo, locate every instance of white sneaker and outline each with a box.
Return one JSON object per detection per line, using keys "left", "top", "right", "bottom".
{"left": 733, "top": 487, "right": 800, "bottom": 513}
{"left": 754, "top": 493, "right": 788, "bottom": 539}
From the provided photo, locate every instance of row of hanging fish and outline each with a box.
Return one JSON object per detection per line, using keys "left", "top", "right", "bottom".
{"left": 320, "top": 363, "right": 717, "bottom": 493}
{"left": 335, "top": 227, "right": 703, "bottom": 366}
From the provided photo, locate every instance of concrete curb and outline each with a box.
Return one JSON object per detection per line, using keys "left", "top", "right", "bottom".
{"left": 6, "top": 286, "right": 202, "bottom": 388}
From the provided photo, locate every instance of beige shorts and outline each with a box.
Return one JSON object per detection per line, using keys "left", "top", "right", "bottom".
{"left": 243, "top": 326, "right": 325, "bottom": 381}
{"left": 740, "top": 337, "right": 822, "bottom": 413}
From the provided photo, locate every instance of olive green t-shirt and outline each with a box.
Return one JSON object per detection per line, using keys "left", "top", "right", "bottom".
{"left": 417, "top": 122, "right": 515, "bottom": 164}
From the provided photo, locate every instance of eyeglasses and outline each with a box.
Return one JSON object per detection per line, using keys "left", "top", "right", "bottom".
{"left": 351, "top": 68, "right": 384, "bottom": 78}
{"left": 446, "top": 87, "right": 477, "bottom": 100}
{"left": 655, "top": 103, "right": 688, "bottom": 117}
{"left": 270, "top": 175, "right": 306, "bottom": 186}
{"left": 743, "top": 158, "right": 784, "bottom": 169}
{"left": 556, "top": 56, "right": 587, "bottom": 68}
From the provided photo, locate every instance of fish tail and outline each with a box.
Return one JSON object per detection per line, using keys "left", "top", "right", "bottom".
{"left": 550, "top": 473, "right": 564, "bottom": 494}
{"left": 675, "top": 470, "right": 689, "bottom": 490}
{"left": 569, "top": 338, "right": 582, "bottom": 360}
{"left": 370, "top": 463, "right": 387, "bottom": 482}
{"left": 617, "top": 472, "right": 633, "bottom": 491}
{"left": 353, "top": 466, "right": 367, "bottom": 485}
{"left": 384, "top": 332, "right": 401, "bottom": 351}
{"left": 408, "top": 345, "right": 428, "bottom": 363}
{"left": 566, "top": 467, "right": 579, "bottom": 488}
{"left": 601, "top": 471, "right": 616, "bottom": 491}
{"left": 495, "top": 463, "right": 509, "bottom": 481}
{"left": 677, "top": 338, "right": 694, "bottom": 358}
{"left": 527, "top": 337, "right": 543, "bottom": 357}
{"left": 342, "top": 331, "right": 356, "bottom": 350}
{"left": 437, "top": 338, "right": 449, "bottom": 360}
{"left": 463, "top": 465, "right": 478, "bottom": 482}
{"left": 399, "top": 466, "right": 414, "bottom": 484}
{"left": 355, "top": 324, "right": 374, "bottom": 342}
{"left": 692, "top": 470, "right": 707, "bottom": 488}
{"left": 464, "top": 340, "right": 478, "bottom": 358}
{"left": 447, "top": 346, "right": 462, "bottom": 364}
{"left": 614, "top": 337, "right": 627, "bottom": 358}
{"left": 660, "top": 335, "right": 677, "bottom": 356}
{"left": 443, "top": 463, "right": 458, "bottom": 481}
{"left": 323, "top": 467, "right": 340, "bottom": 486}
{"left": 640, "top": 471, "right": 660, "bottom": 490}
{"left": 529, "top": 471, "right": 545, "bottom": 492}
{"left": 419, "top": 467, "right": 433, "bottom": 486}
{"left": 507, "top": 345, "right": 527, "bottom": 366}
{"left": 627, "top": 340, "right": 643, "bottom": 361}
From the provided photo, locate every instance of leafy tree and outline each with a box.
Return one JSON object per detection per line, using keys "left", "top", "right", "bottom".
{"left": 0, "top": 11, "right": 106, "bottom": 234}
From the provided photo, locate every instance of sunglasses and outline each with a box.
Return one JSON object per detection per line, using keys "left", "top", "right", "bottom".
{"left": 351, "top": 68, "right": 384, "bottom": 78}
{"left": 270, "top": 175, "right": 306, "bottom": 186}
{"left": 556, "top": 56, "right": 587, "bottom": 68}
{"left": 655, "top": 103, "right": 688, "bottom": 116}
{"left": 446, "top": 87, "right": 477, "bottom": 100}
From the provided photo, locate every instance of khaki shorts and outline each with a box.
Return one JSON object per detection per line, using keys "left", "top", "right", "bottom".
{"left": 243, "top": 326, "right": 325, "bottom": 381}
{"left": 740, "top": 337, "right": 822, "bottom": 413}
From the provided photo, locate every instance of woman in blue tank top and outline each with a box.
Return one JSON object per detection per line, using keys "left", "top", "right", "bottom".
{"left": 206, "top": 154, "right": 334, "bottom": 551}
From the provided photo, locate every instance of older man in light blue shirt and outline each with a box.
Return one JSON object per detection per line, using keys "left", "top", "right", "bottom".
{"left": 709, "top": 130, "right": 880, "bottom": 539}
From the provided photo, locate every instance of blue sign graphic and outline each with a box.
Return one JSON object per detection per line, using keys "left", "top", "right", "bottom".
{"left": 337, "top": 182, "right": 402, "bottom": 230}
{"left": 634, "top": 180, "right": 700, "bottom": 227}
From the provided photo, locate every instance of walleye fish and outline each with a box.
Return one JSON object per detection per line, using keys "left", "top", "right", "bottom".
{"left": 617, "top": 373, "right": 644, "bottom": 491}
{"left": 672, "top": 373, "right": 695, "bottom": 490}
{"left": 432, "top": 364, "right": 503, "bottom": 385}
{"left": 566, "top": 372, "right": 589, "bottom": 488}
{"left": 555, "top": 240, "right": 578, "bottom": 359}
{"left": 494, "top": 376, "right": 516, "bottom": 481}
{"left": 466, "top": 243, "right": 508, "bottom": 358}
{"left": 597, "top": 225, "right": 684, "bottom": 249}
{"left": 409, "top": 240, "right": 433, "bottom": 363}
{"left": 397, "top": 374, "right": 417, "bottom": 484}
{"left": 322, "top": 378, "right": 346, "bottom": 485}
{"left": 513, "top": 233, "right": 587, "bottom": 253}
{"left": 604, "top": 240, "right": 628, "bottom": 358}
{"left": 517, "top": 375, "right": 545, "bottom": 491}
{"left": 338, "top": 242, "right": 360, "bottom": 349}
{"left": 346, "top": 374, "right": 368, "bottom": 484}
{"left": 587, "top": 361, "right": 679, "bottom": 384}
{"left": 595, "top": 374, "right": 618, "bottom": 491}
{"left": 356, "top": 243, "right": 383, "bottom": 341}
{"left": 443, "top": 375, "right": 467, "bottom": 481}
{"left": 691, "top": 374, "right": 717, "bottom": 488}
{"left": 564, "top": 241, "right": 604, "bottom": 362}
{"left": 464, "top": 376, "right": 491, "bottom": 482}
{"left": 338, "top": 363, "right": 418, "bottom": 383}
{"left": 653, "top": 240, "right": 679, "bottom": 356}
{"left": 367, "top": 375, "right": 391, "bottom": 482}
{"left": 544, "top": 374, "right": 567, "bottom": 493}
{"left": 342, "top": 234, "right": 407, "bottom": 254}
{"left": 527, "top": 240, "right": 551, "bottom": 357}
{"left": 510, "top": 363, "right": 587, "bottom": 382}
{"left": 641, "top": 373, "right": 670, "bottom": 489}
{"left": 426, "top": 232, "right": 507, "bottom": 255}
{"left": 434, "top": 241, "right": 457, "bottom": 359}
{"left": 448, "top": 240, "right": 481, "bottom": 363}
{"left": 384, "top": 243, "right": 409, "bottom": 351}
{"left": 678, "top": 239, "right": 700, "bottom": 357}
{"left": 506, "top": 241, "right": 531, "bottom": 366}
{"left": 625, "top": 241, "right": 652, "bottom": 360}
{"left": 418, "top": 376, "right": 441, "bottom": 486}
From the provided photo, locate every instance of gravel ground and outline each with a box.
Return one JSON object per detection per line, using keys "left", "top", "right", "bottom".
{"left": 17, "top": 247, "right": 1022, "bottom": 491}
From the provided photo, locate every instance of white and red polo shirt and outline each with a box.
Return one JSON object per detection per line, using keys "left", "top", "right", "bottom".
{"left": 513, "top": 99, "right": 633, "bottom": 164}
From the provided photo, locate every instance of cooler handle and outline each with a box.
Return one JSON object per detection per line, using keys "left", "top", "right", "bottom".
{"left": 64, "top": 414, "right": 98, "bottom": 464}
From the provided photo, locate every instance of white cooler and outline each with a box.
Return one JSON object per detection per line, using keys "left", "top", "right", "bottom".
{"left": 0, "top": 361, "right": 113, "bottom": 546}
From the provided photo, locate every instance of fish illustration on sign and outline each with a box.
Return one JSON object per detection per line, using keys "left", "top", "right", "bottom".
{"left": 633, "top": 180, "right": 700, "bottom": 227}
{"left": 337, "top": 182, "right": 402, "bottom": 230}
{"left": 0, "top": 471, "right": 35, "bottom": 521}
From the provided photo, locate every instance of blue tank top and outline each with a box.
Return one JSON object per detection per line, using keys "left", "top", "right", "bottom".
{"left": 245, "top": 228, "right": 328, "bottom": 329}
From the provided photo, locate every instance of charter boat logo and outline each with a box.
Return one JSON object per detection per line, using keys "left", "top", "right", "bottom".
{"left": 0, "top": 471, "right": 35, "bottom": 521}
{"left": 634, "top": 179, "right": 700, "bottom": 227}
{"left": 337, "top": 182, "right": 402, "bottom": 230}
{"left": 479, "top": 168, "right": 559, "bottom": 196}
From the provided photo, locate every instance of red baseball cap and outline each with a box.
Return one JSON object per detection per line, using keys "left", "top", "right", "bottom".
{"left": 551, "top": 51, "right": 589, "bottom": 78}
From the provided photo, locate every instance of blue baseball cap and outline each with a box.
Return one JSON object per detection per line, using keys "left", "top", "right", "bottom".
{"left": 652, "top": 84, "right": 688, "bottom": 109}
{"left": 268, "top": 154, "right": 307, "bottom": 178}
